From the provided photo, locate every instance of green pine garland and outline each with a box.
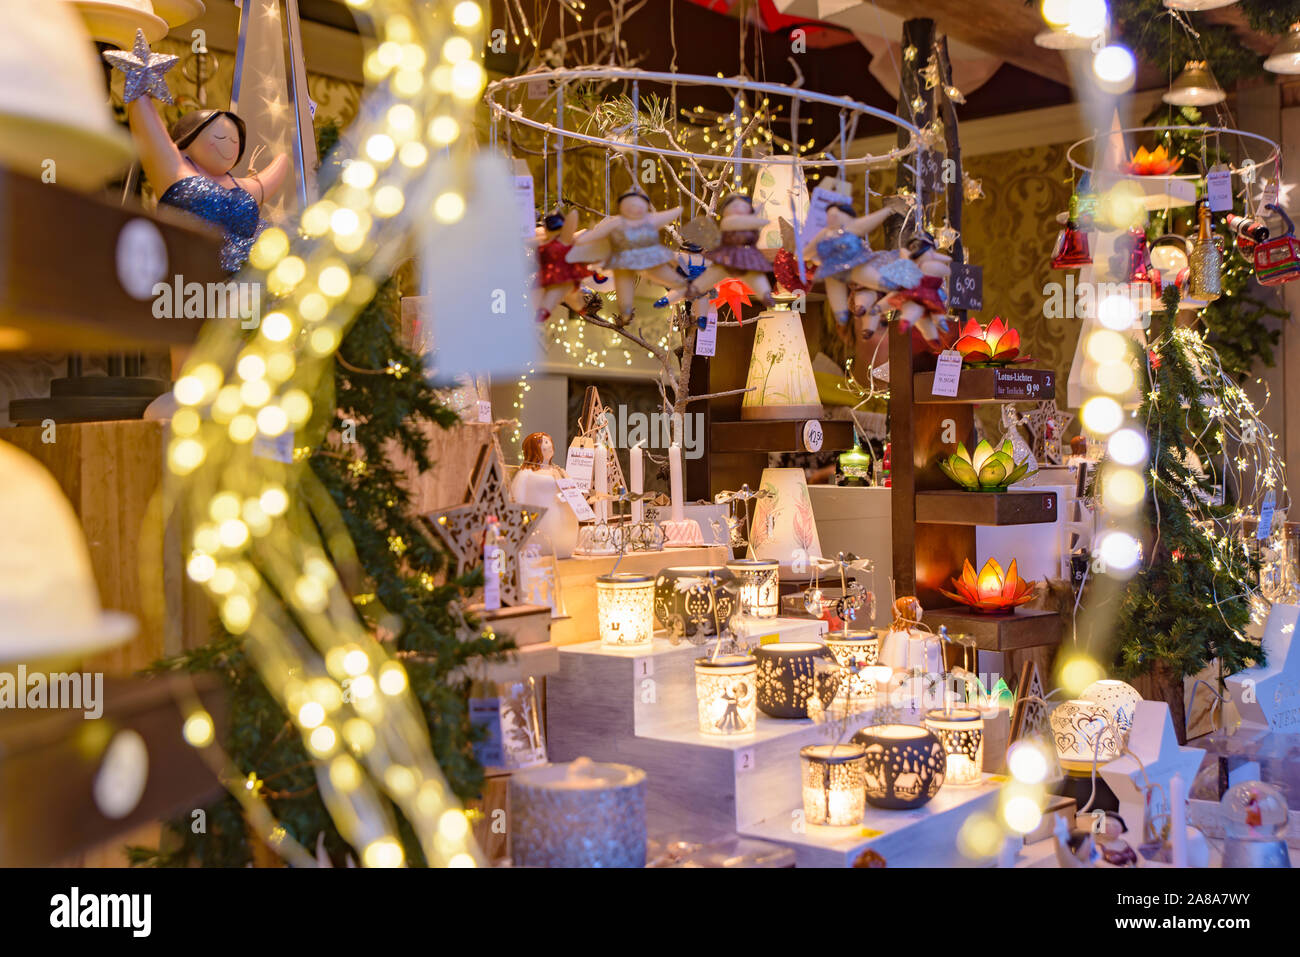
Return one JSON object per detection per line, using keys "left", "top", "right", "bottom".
{"left": 1106, "top": 286, "right": 1260, "bottom": 736}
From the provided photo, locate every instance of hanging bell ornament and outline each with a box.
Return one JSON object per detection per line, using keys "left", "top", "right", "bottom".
{"left": 1189, "top": 199, "right": 1223, "bottom": 301}
{"left": 1125, "top": 227, "right": 1162, "bottom": 311}
{"left": 1051, "top": 194, "right": 1092, "bottom": 269}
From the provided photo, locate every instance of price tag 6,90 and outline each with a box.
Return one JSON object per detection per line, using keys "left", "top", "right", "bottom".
{"left": 931, "top": 350, "right": 963, "bottom": 398}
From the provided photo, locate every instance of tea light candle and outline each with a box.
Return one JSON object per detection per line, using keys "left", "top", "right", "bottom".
{"left": 923, "top": 708, "right": 985, "bottom": 787}
{"left": 823, "top": 631, "right": 881, "bottom": 705}
{"left": 800, "top": 743, "right": 868, "bottom": 827}
{"left": 1049, "top": 699, "right": 1124, "bottom": 772}
{"left": 694, "top": 654, "right": 757, "bottom": 735}
{"left": 726, "top": 558, "right": 780, "bottom": 618}
{"left": 596, "top": 573, "right": 655, "bottom": 648}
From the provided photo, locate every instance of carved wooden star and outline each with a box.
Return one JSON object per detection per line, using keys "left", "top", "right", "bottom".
{"left": 425, "top": 441, "right": 543, "bottom": 606}
{"left": 103, "top": 30, "right": 178, "bottom": 104}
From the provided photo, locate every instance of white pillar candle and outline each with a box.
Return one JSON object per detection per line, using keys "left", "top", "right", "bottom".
{"left": 1170, "top": 773, "right": 1187, "bottom": 867}
{"left": 630, "top": 443, "right": 644, "bottom": 524}
{"left": 594, "top": 443, "right": 608, "bottom": 523}
{"left": 669, "top": 442, "right": 684, "bottom": 523}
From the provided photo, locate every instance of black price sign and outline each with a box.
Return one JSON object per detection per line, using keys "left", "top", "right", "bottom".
{"left": 948, "top": 262, "right": 983, "bottom": 312}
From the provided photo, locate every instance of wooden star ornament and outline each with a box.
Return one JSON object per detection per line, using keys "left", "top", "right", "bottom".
{"left": 103, "top": 30, "right": 178, "bottom": 104}
{"left": 425, "top": 442, "right": 544, "bottom": 606}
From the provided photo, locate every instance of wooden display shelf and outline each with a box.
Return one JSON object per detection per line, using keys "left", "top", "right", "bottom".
{"left": 0, "top": 674, "right": 225, "bottom": 866}
{"left": 915, "top": 489, "right": 1058, "bottom": 526}
{"left": 922, "top": 606, "right": 1062, "bottom": 652}
{"left": 913, "top": 367, "right": 1056, "bottom": 404}
{"left": 1, "top": 168, "right": 223, "bottom": 352}
{"left": 709, "top": 418, "right": 853, "bottom": 455}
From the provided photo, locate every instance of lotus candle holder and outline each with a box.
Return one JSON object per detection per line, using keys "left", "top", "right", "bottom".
{"left": 1126, "top": 144, "right": 1183, "bottom": 175}
{"left": 952, "top": 316, "right": 1033, "bottom": 367}
{"left": 938, "top": 439, "right": 1037, "bottom": 492}
{"left": 938, "top": 557, "right": 1037, "bottom": 613}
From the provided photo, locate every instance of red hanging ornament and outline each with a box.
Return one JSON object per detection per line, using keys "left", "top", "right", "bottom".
{"left": 774, "top": 248, "right": 815, "bottom": 293}
{"left": 1254, "top": 204, "right": 1300, "bottom": 286}
{"left": 1125, "top": 227, "right": 1162, "bottom": 308}
{"left": 1051, "top": 195, "right": 1091, "bottom": 269}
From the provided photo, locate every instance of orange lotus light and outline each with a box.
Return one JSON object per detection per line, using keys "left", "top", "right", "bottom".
{"left": 938, "top": 558, "right": 1037, "bottom": 614}
{"left": 1126, "top": 145, "right": 1183, "bottom": 176}
{"left": 952, "top": 316, "right": 1032, "bottom": 366}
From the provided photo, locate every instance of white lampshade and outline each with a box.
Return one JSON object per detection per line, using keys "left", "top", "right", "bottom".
{"left": 1049, "top": 698, "right": 1123, "bottom": 772}
{"left": 0, "top": 0, "right": 135, "bottom": 189}
{"left": 152, "top": 0, "right": 205, "bottom": 28}
{"left": 1080, "top": 678, "right": 1142, "bottom": 736}
{"left": 0, "top": 441, "right": 136, "bottom": 663}
{"left": 1163, "top": 60, "right": 1226, "bottom": 106}
{"left": 65, "top": 0, "right": 169, "bottom": 48}
{"left": 741, "top": 299, "right": 824, "bottom": 420}
{"left": 1266, "top": 23, "right": 1300, "bottom": 75}
{"left": 747, "top": 467, "right": 823, "bottom": 569}
{"left": 1163, "top": 0, "right": 1238, "bottom": 9}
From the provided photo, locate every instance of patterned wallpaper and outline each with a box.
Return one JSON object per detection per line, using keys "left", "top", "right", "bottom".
{"left": 961, "top": 143, "right": 1078, "bottom": 436}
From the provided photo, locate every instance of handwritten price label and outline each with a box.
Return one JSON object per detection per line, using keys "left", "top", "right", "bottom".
{"left": 931, "top": 350, "right": 963, "bottom": 398}
{"left": 696, "top": 307, "right": 718, "bottom": 357}
{"left": 555, "top": 477, "right": 596, "bottom": 521}
{"left": 948, "top": 263, "right": 983, "bottom": 311}
{"left": 1206, "top": 165, "right": 1233, "bottom": 213}
{"left": 802, "top": 419, "right": 824, "bottom": 452}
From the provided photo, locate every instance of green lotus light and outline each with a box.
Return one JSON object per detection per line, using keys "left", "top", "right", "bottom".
{"left": 938, "top": 439, "right": 1036, "bottom": 492}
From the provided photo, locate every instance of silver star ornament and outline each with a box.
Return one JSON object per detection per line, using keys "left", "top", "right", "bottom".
{"left": 103, "top": 30, "right": 178, "bottom": 104}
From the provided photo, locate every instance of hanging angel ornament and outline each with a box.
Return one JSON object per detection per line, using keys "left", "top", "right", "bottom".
{"left": 565, "top": 189, "right": 686, "bottom": 327}
{"left": 999, "top": 405, "right": 1038, "bottom": 477}
{"left": 534, "top": 208, "right": 604, "bottom": 323}
{"left": 802, "top": 199, "right": 904, "bottom": 328}
{"left": 876, "top": 233, "right": 954, "bottom": 351}
{"left": 655, "top": 192, "right": 774, "bottom": 313}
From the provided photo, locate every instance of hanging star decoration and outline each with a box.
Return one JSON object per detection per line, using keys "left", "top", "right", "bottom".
{"left": 426, "top": 441, "right": 544, "bottom": 606}
{"left": 920, "top": 55, "right": 940, "bottom": 90}
{"left": 963, "top": 173, "right": 984, "bottom": 202}
{"left": 934, "top": 220, "right": 959, "bottom": 252}
{"left": 103, "top": 29, "right": 178, "bottom": 105}
{"left": 711, "top": 277, "right": 755, "bottom": 320}
{"left": 917, "top": 118, "right": 946, "bottom": 152}
{"left": 1024, "top": 400, "right": 1074, "bottom": 465}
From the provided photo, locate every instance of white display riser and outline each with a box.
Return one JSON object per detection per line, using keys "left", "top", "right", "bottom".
{"left": 546, "top": 620, "right": 996, "bottom": 864}
{"left": 738, "top": 779, "right": 1002, "bottom": 868}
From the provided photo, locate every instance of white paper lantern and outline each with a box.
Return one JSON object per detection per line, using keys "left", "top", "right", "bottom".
{"left": 741, "top": 300, "right": 824, "bottom": 420}
{"left": 747, "top": 467, "right": 823, "bottom": 569}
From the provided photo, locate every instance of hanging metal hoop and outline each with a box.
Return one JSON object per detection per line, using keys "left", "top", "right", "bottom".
{"left": 1066, "top": 124, "right": 1281, "bottom": 183}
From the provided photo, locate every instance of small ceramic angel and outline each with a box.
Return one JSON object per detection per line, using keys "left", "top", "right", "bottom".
{"left": 802, "top": 200, "right": 903, "bottom": 328}
{"left": 656, "top": 192, "right": 774, "bottom": 312}
{"left": 566, "top": 190, "right": 685, "bottom": 327}
{"left": 879, "top": 234, "right": 953, "bottom": 349}
{"left": 534, "top": 209, "right": 602, "bottom": 323}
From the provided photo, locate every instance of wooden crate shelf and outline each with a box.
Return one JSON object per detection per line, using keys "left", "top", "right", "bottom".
{"left": 913, "top": 367, "right": 1056, "bottom": 404}
{"left": 915, "top": 489, "right": 1058, "bottom": 526}
{"left": 709, "top": 419, "right": 854, "bottom": 455}
{"left": 922, "top": 606, "right": 1062, "bottom": 652}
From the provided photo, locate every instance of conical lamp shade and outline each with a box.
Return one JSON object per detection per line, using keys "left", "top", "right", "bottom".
{"left": 66, "top": 0, "right": 168, "bottom": 48}
{"left": 0, "top": 0, "right": 135, "bottom": 190}
{"left": 1265, "top": 23, "right": 1300, "bottom": 75}
{"left": 1163, "top": 61, "right": 1225, "bottom": 106}
{"left": 748, "top": 467, "right": 823, "bottom": 569}
{"left": 741, "top": 300, "right": 825, "bottom": 420}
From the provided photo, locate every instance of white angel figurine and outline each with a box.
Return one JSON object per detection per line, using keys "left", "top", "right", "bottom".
{"left": 566, "top": 189, "right": 685, "bottom": 327}
{"left": 801, "top": 200, "right": 903, "bottom": 329}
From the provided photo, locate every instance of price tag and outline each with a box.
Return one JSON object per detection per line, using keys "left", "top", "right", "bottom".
{"left": 858, "top": 827, "right": 883, "bottom": 838}
{"left": 476, "top": 399, "right": 492, "bottom": 423}
{"left": 948, "top": 262, "right": 983, "bottom": 311}
{"left": 1257, "top": 490, "right": 1277, "bottom": 541}
{"left": 802, "top": 419, "right": 824, "bottom": 452}
{"left": 931, "top": 349, "right": 963, "bottom": 398}
{"left": 513, "top": 173, "right": 536, "bottom": 239}
{"left": 1206, "top": 165, "right": 1234, "bottom": 213}
{"left": 469, "top": 697, "right": 504, "bottom": 768}
{"left": 735, "top": 748, "right": 755, "bottom": 774}
{"left": 695, "top": 307, "right": 718, "bottom": 357}
{"left": 526, "top": 77, "right": 549, "bottom": 100}
{"left": 483, "top": 545, "right": 503, "bottom": 610}
{"left": 115, "top": 219, "right": 168, "bottom": 300}
{"left": 564, "top": 444, "right": 596, "bottom": 491}
{"left": 555, "top": 477, "right": 596, "bottom": 521}
{"left": 758, "top": 634, "right": 780, "bottom": 645}
{"left": 253, "top": 431, "right": 295, "bottom": 464}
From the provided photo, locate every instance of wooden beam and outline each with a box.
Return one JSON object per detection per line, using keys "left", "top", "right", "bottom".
{"left": 857, "top": 0, "right": 1072, "bottom": 87}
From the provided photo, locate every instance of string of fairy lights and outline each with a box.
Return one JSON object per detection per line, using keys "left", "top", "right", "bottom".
{"left": 166, "top": 0, "right": 489, "bottom": 867}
